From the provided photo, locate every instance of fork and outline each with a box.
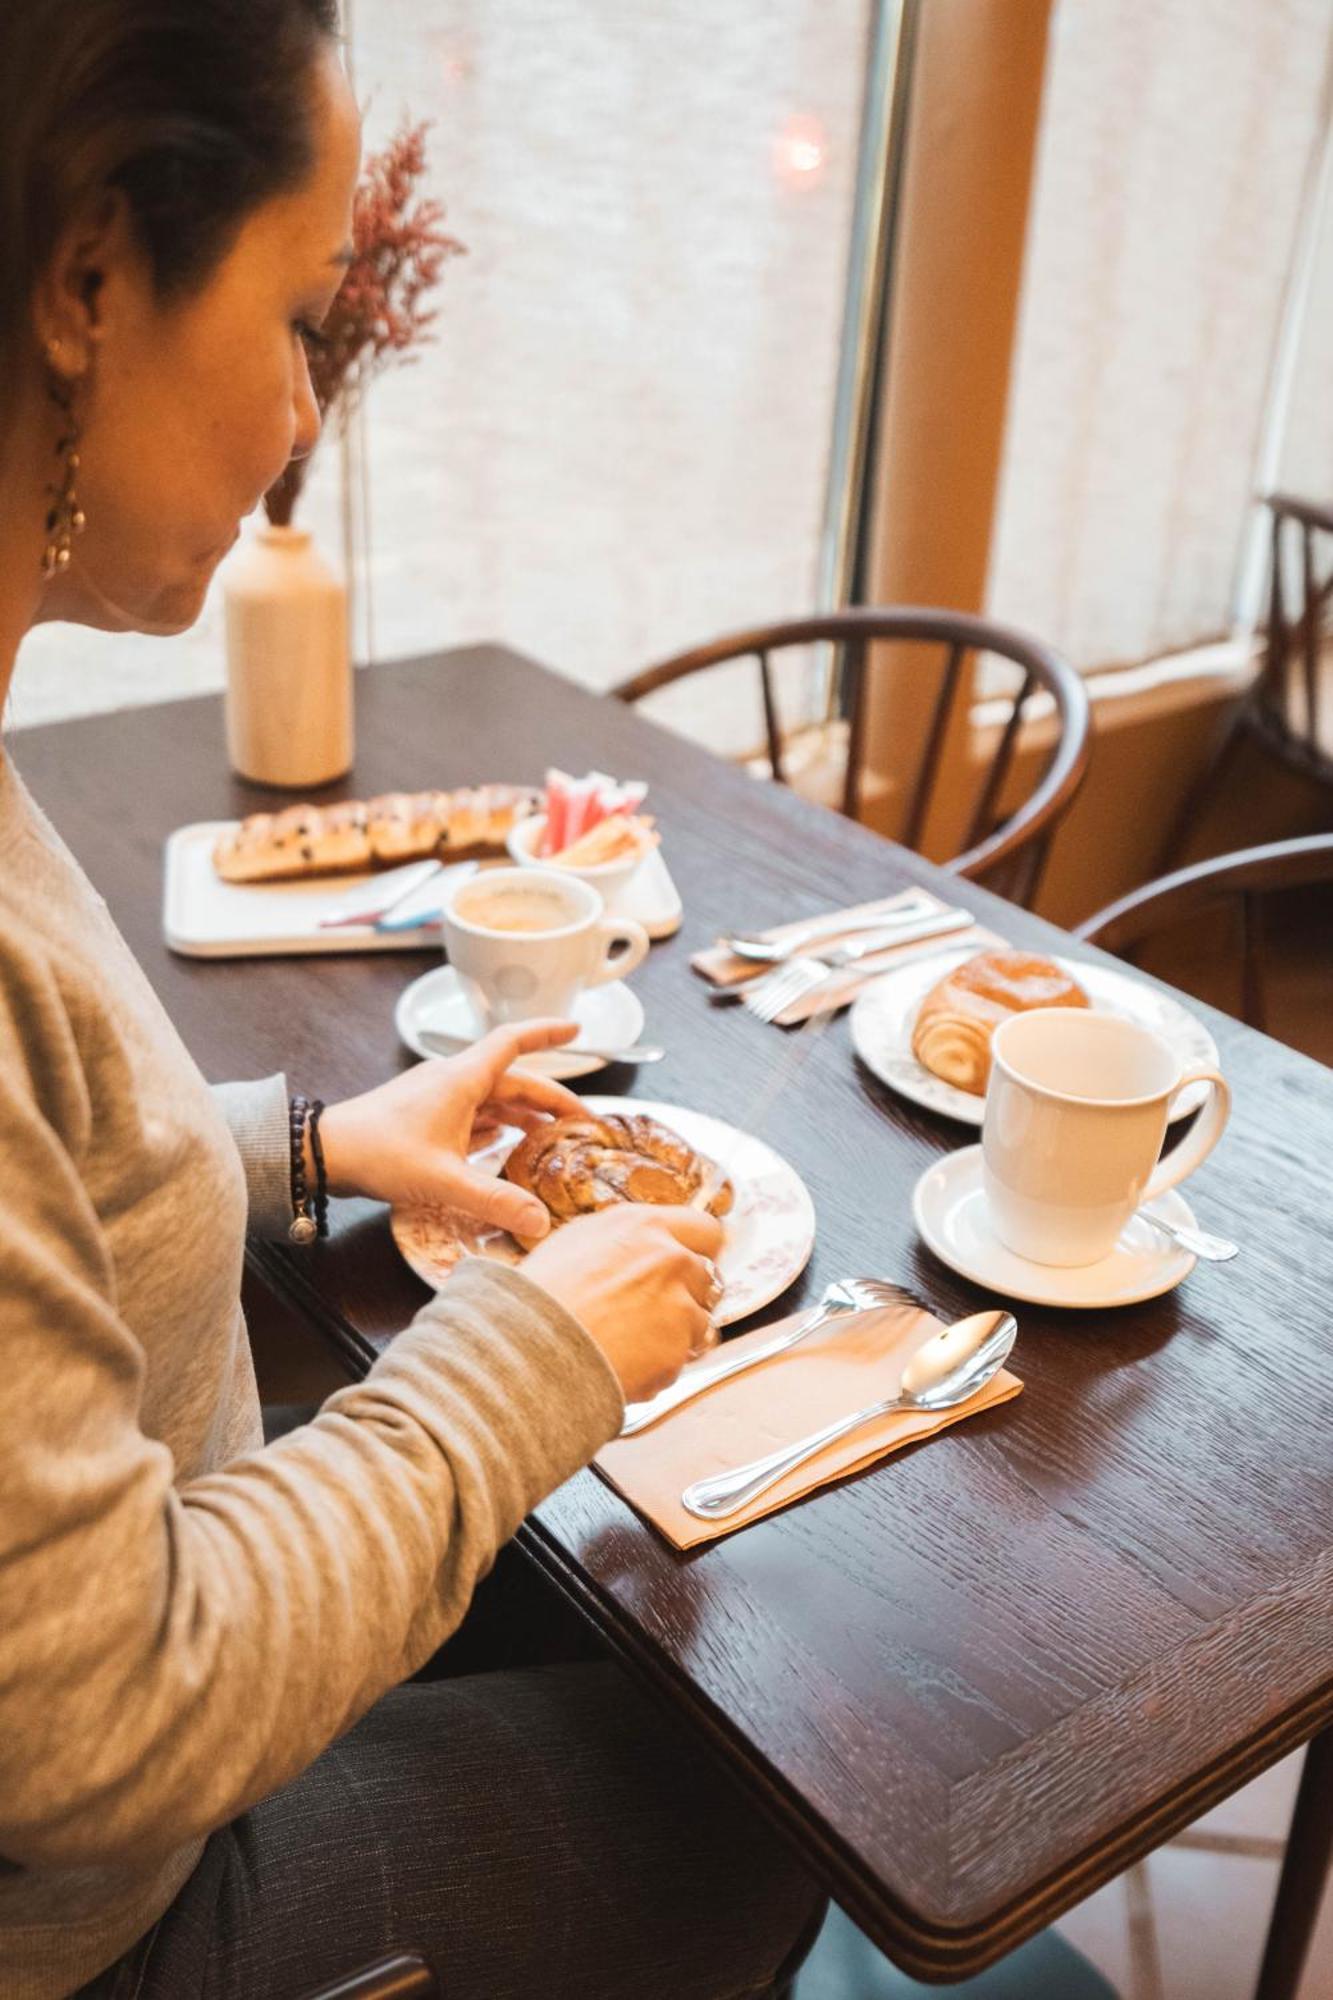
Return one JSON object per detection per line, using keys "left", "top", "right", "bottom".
{"left": 617, "top": 1277, "right": 929, "bottom": 1437}
{"left": 742, "top": 909, "right": 973, "bottom": 1023}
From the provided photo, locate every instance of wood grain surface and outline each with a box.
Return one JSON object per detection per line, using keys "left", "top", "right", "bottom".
{"left": 14, "top": 646, "right": 1333, "bottom": 1981}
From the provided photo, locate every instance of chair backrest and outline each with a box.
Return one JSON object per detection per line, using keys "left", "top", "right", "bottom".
{"left": 1257, "top": 492, "right": 1333, "bottom": 775}
{"left": 1074, "top": 832, "right": 1333, "bottom": 1034}
{"left": 611, "top": 606, "right": 1090, "bottom": 907}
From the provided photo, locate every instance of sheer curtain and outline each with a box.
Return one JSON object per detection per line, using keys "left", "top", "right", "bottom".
{"left": 985, "top": 0, "right": 1333, "bottom": 675}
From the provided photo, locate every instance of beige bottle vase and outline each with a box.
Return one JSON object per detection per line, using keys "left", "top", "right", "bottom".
{"left": 223, "top": 523, "right": 353, "bottom": 787}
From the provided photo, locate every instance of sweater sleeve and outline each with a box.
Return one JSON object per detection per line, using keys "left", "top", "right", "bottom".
{"left": 0, "top": 1006, "right": 624, "bottom": 1872}
{"left": 209, "top": 1075, "right": 295, "bottom": 1240}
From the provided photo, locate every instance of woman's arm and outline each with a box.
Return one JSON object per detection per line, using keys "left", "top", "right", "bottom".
{"left": 208, "top": 1022, "right": 587, "bottom": 1243}
{"left": 0, "top": 1035, "right": 623, "bottom": 1873}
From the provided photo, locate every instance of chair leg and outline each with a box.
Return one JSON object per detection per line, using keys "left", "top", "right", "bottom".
{"left": 1253, "top": 1728, "right": 1333, "bottom": 2000}
{"left": 767, "top": 1890, "right": 830, "bottom": 1997}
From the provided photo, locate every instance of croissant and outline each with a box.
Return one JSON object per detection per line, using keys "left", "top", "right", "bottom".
{"left": 213, "top": 783, "right": 539, "bottom": 884}
{"left": 502, "top": 1112, "right": 734, "bottom": 1237}
{"left": 911, "top": 949, "right": 1090, "bottom": 1096}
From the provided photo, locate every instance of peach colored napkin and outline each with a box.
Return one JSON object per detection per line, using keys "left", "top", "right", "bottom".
{"left": 691, "top": 889, "right": 1001, "bottom": 1025}
{"left": 595, "top": 1299, "right": 1022, "bottom": 1548}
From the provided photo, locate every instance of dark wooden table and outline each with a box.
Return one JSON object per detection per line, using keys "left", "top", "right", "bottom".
{"left": 16, "top": 646, "right": 1333, "bottom": 1991}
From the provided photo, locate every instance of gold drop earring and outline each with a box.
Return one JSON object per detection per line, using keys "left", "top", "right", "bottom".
{"left": 41, "top": 339, "right": 88, "bottom": 581}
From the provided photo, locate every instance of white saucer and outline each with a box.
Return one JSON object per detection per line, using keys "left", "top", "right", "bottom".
{"left": 395, "top": 966, "right": 646, "bottom": 1081}
{"left": 912, "top": 1145, "right": 1198, "bottom": 1308}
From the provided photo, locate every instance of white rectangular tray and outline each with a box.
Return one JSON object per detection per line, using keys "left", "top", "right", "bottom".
{"left": 163, "top": 821, "right": 683, "bottom": 959}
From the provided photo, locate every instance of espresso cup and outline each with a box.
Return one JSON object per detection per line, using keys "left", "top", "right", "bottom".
{"left": 981, "top": 1008, "right": 1231, "bottom": 1267}
{"left": 441, "top": 866, "right": 649, "bottom": 1027}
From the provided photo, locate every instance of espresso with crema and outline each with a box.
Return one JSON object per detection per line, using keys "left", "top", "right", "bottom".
{"left": 455, "top": 883, "right": 579, "bottom": 934}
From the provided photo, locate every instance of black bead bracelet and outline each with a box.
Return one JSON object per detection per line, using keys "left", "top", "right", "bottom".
{"left": 288, "top": 1093, "right": 328, "bottom": 1244}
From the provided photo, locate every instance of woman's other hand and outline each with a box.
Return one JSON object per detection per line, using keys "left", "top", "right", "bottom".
{"left": 317, "top": 1020, "right": 583, "bottom": 1242}
{"left": 522, "top": 1204, "right": 725, "bottom": 1402}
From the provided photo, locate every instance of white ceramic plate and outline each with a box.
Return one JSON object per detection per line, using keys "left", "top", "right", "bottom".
{"left": 164, "top": 824, "right": 683, "bottom": 959}
{"left": 850, "top": 947, "right": 1219, "bottom": 1127}
{"left": 163, "top": 825, "right": 480, "bottom": 958}
{"left": 912, "top": 1144, "right": 1196, "bottom": 1309}
{"left": 395, "top": 965, "right": 646, "bottom": 1082}
{"left": 390, "top": 1096, "right": 816, "bottom": 1327}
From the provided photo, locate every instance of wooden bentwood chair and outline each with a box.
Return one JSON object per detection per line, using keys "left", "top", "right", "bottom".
{"left": 1252, "top": 492, "right": 1333, "bottom": 783}
{"left": 1161, "top": 492, "right": 1333, "bottom": 867}
{"left": 612, "top": 607, "right": 1091, "bottom": 908}
{"left": 1076, "top": 830, "right": 1333, "bottom": 1035}
{"left": 1080, "top": 831, "right": 1333, "bottom": 2000}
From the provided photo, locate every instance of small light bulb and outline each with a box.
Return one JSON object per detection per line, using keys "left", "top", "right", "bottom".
{"left": 774, "top": 114, "right": 828, "bottom": 189}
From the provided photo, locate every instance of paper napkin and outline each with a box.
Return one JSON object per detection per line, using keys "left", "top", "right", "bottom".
{"left": 691, "top": 889, "right": 1000, "bottom": 1025}
{"left": 595, "top": 1298, "right": 1022, "bottom": 1548}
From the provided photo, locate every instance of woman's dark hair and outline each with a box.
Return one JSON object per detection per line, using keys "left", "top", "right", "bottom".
{"left": 0, "top": 0, "right": 340, "bottom": 427}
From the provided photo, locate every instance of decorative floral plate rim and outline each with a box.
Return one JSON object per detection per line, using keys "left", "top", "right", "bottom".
{"left": 850, "top": 948, "right": 1219, "bottom": 1128}
{"left": 390, "top": 1096, "right": 816, "bottom": 1326}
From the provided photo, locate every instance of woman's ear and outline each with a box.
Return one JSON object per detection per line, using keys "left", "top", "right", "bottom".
{"left": 30, "top": 188, "right": 140, "bottom": 376}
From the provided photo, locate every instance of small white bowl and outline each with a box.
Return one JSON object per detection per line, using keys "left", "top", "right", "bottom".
{"left": 506, "top": 812, "right": 641, "bottom": 910}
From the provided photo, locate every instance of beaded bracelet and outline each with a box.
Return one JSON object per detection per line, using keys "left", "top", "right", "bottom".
{"left": 288, "top": 1094, "right": 318, "bottom": 1245}
{"left": 288, "top": 1094, "right": 330, "bottom": 1243}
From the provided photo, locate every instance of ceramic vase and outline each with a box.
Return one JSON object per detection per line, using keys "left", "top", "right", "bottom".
{"left": 222, "top": 522, "right": 353, "bottom": 787}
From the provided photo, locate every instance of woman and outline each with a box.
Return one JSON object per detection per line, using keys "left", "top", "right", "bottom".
{"left": 0, "top": 5, "right": 823, "bottom": 1995}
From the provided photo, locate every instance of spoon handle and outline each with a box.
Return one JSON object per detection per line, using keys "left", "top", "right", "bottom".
{"left": 681, "top": 1391, "right": 904, "bottom": 1518}
{"left": 620, "top": 1305, "right": 834, "bottom": 1437}
{"left": 1139, "top": 1208, "right": 1239, "bottom": 1262}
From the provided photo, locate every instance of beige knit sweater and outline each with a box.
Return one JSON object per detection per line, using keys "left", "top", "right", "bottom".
{"left": 0, "top": 753, "right": 624, "bottom": 1999}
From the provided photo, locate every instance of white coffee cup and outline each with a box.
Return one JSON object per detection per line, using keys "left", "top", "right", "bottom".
{"left": 981, "top": 1008, "right": 1231, "bottom": 1268}
{"left": 442, "top": 866, "right": 649, "bottom": 1027}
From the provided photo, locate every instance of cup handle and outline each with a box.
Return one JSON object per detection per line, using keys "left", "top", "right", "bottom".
{"left": 1141, "top": 1067, "right": 1231, "bottom": 1205}
{"left": 590, "top": 917, "right": 650, "bottom": 987}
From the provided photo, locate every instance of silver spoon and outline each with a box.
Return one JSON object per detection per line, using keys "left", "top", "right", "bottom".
{"left": 1137, "top": 1207, "right": 1238, "bottom": 1262}
{"left": 681, "top": 1307, "right": 1017, "bottom": 1520}
{"left": 619, "top": 1277, "right": 926, "bottom": 1438}
{"left": 419, "top": 1028, "right": 665, "bottom": 1065}
{"left": 720, "top": 894, "right": 941, "bottom": 961}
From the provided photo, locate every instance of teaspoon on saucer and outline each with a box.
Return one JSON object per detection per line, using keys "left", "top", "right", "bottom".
{"left": 418, "top": 1028, "right": 665, "bottom": 1066}
{"left": 1137, "top": 1207, "right": 1238, "bottom": 1262}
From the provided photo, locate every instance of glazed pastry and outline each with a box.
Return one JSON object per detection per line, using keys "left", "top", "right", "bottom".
{"left": 911, "top": 949, "right": 1090, "bottom": 1096}
{"left": 363, "top": 790, "right": 456, "bottom": 866}
{"left": 211, "top": 800, "right": 373, "bottom": 882}
{"left": 213, "top": 783, "right": 538, "bottom": 883}
{"left": 441, "top": 784, "right": 539, "bottom": 857}
{"left": 502, "top": 1112, "right": 733, "bottom": 1235}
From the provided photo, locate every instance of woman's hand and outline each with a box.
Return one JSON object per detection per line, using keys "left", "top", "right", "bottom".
{"left": 522, "top": 1204, "right": 725, "bottom": 1402}
{"left": 316, "top": 1020, "right": 584, "bottom": 1242}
